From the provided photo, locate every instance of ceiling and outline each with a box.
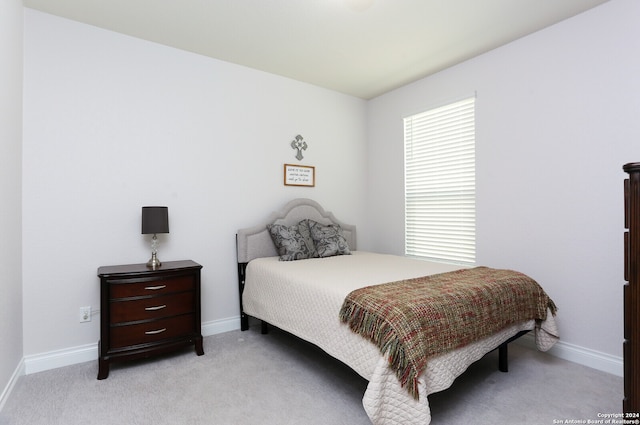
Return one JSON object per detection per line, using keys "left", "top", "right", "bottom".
{"left": 23, "top": 0, "right": 609, "bottom": 99}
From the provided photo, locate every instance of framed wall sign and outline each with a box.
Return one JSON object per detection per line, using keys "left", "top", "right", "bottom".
{"left": 284, "top": 164, "right": 315, "bottom": 187}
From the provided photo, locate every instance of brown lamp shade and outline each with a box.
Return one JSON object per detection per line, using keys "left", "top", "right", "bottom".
{"left": 141, "top": 206, "right": 169, "bottom": 234}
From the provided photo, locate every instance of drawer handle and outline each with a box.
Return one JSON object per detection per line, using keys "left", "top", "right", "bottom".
{"left": 145, "top": 305, "right": 167, "bottom": 311}
{"left": 144, "top": 285, "right": 167, "bottom": 291}
{"left": 145, "top": 328, "right": 167, "bottom": 335}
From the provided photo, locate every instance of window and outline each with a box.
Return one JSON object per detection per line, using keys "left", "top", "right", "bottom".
{"left": 404, "top": 96, "right": 476, "bottom": 265}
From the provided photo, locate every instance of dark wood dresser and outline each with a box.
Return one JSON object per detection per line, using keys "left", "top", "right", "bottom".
{"left": 97, "top": 260, "right": 204, "bottom": 379}
{"left": 624, "top": 163, "right": 640, "bottom": 412}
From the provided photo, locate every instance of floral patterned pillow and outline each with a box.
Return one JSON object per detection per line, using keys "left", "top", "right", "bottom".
{"left": 306, "top": 219, "right": 351, "bottom": 258}
{"left": 267, "top": 223, "right": 316, "bottom": 261}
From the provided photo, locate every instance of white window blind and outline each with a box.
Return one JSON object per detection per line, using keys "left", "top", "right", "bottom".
{"left": 404, "top": 96, "right": 476, "bottom": 265}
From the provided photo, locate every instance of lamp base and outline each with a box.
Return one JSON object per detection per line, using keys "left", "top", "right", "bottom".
{"left": 146, "top": 252, "right": 161, "bottom": 269}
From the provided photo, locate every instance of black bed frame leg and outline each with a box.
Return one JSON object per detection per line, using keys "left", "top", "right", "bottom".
{"left": 498, "top": 342, "right": 508, "bottom": 372}
{"left": 238, "top": 261, "right": 249, "bottom": 332}
{"left": 497, "top": 329, "right": 530, "bottom": 372}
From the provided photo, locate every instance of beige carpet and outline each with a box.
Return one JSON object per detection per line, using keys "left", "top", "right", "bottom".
{"left": 0, "top": 324, "right": 622, "bottom": 425}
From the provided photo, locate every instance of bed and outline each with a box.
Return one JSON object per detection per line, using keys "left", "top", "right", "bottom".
{"left": 236, "top": 198, "right": 558, "bottom": 425}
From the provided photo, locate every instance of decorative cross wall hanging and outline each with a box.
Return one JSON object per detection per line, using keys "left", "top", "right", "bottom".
{"left": 291, "top": 134, "right": 307, "bottom": 161}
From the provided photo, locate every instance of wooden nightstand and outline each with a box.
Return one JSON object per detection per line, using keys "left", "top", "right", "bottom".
{"left": 97, "top": 260, "right": 204, "bottom": 380}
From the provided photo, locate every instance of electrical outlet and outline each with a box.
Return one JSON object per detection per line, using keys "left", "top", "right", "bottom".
{"left": 79, "top": 306, "right": 91, "bottom": 322}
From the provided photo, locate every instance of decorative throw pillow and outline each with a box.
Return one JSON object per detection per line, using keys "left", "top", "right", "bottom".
{"left": 306, "top": 220, "right": 351, "bottom": 258}
{"left": 267, "top": 223, "right": 315, "bottom": 261}
{"left": 296, "top": 220, "right": 319, "bottom": 259}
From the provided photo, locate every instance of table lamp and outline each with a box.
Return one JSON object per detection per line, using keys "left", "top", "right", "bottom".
{"left": 141, "top": 206, "right": 169, "bottom": 269}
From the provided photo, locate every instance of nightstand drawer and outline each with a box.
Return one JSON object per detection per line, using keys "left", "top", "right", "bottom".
{"left": 110, "top": 314, "right": 195, "bottom": 348}
{"left": 110, "top": 275, "right": 194, "bottom": 299}
{"left": 110, "top": 291, "right": 195, "bottom": 323}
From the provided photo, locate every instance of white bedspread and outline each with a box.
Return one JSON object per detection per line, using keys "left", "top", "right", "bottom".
{"left": 242, "top": 251, "right": 558, "bottom": 425}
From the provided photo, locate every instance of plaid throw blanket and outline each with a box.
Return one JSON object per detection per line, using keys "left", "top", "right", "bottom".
{"left": 339, "top": 267, "right": 557, "bottom": 400}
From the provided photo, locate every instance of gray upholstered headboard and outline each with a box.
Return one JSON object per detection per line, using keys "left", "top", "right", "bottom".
{"left": 236, "top": 198, "right": 357, "bottom": 264}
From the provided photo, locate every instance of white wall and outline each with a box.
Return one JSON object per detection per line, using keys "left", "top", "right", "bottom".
{"left": 366, "top": 0, "right": 640, "bottom": 361}
{"left": 0, "top": 0, "right": 24, "bottom": 409}
{"left": 22, "top": 9, "right": 367, "bottom": 357}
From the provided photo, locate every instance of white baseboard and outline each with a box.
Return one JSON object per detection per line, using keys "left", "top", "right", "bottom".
{"left": 201, "top": 316, "right": 241, "bottom": 336}
{"left": 19, "top": 317, "right": 623, "bottom": 378}
{"left": 24, "top": 342, "right": 98, "bottom": 375}
{"left": 515, "top": 332, "right": 623, "bottom": 377}
{"left": 0, "top": 358, "right": 25, "bottom": 412}
{"left": 23, "top": 316, "right": 242, "bottom": 376}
